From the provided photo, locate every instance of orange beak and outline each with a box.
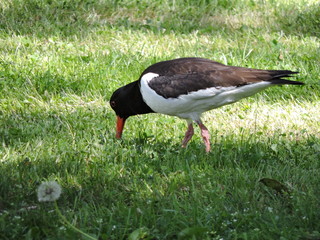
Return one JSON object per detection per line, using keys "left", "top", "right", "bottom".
{"left": 116, "top": 116, "right": 126, "bottom": 139}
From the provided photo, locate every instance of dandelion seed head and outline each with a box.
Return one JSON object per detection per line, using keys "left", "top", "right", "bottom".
{"left": 37, "top": 181, "right": 62, "bottom": 202}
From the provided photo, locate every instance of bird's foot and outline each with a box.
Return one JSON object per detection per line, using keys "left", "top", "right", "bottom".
{"left": 197, "top": 122, "right": 211, "bottom": 153}
{"left": 181, "top": 123, "right": 194, "bottom": 148}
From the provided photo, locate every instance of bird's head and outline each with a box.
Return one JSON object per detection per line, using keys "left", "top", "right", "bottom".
{"left": 110, "top": 81, "right": 154, "bottom": 139}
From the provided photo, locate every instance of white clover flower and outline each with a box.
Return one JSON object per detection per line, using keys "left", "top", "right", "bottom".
{"left": 37, "top": 181, "right": 62, "bottom": 202}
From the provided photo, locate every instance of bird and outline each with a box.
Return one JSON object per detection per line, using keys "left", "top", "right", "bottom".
{"left": 110, "top": 57, "right": 304, "bottom": 152}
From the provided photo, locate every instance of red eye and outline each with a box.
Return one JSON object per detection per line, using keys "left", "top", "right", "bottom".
{"left": 110, "top": 101, "right": 116, "bottom": 108}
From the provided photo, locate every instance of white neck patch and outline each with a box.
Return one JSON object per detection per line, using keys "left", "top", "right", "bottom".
{"left": 141, "top": 72, "right": 159, "bottom": 83}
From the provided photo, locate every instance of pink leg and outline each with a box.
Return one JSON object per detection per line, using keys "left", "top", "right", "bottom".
{"left": 181, "top": 123, "right": 194, "bottom": 148}
{"left": 196, "top": 121, "right": 211, "bottom": 152}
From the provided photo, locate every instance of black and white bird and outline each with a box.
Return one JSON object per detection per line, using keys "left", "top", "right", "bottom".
{"left": 110, "top": 57, "right": 303, "bottom": 152}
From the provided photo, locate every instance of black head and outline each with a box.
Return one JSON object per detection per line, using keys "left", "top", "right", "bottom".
{"left": 110, "top": 80, "right": 154, "bottom": 138}
{"left": 110, "top": 81, "right": 154, "bottom": 118}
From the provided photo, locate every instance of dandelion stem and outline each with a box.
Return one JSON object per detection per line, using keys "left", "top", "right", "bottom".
{"left": 54, "top": 201, "right": 97, "bottom": 240}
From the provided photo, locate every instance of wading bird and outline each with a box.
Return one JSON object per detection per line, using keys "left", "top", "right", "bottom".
{"left": 110, "top": 58, "right": 303, "bottom": 152}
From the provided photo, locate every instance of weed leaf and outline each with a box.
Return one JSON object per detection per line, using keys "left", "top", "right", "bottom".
{"left": 178, "top": 227, "right": 208, "bottom": 239}
{"left": 128, "top": 227, "right": 149, "bottom": 240}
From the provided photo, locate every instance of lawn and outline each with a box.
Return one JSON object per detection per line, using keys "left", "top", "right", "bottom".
{"left": 0, "top": 0, "right": 319, "bottom": 239}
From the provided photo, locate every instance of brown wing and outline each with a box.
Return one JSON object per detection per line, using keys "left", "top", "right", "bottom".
{"left": 143, "top": 58, "right": 302, "bottom": 99}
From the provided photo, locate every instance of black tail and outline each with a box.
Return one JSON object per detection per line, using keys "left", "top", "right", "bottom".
{"left": 268, "top": 70, "right": 304, "bottom": 85}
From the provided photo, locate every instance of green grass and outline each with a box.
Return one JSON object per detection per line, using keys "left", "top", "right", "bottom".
{"left": 0, "top": 0, "right": 319, "bottom": 239}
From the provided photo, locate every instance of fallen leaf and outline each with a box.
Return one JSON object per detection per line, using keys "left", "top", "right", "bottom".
{"left": 259, "top": 178, "right": 290, "bottom": 195}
